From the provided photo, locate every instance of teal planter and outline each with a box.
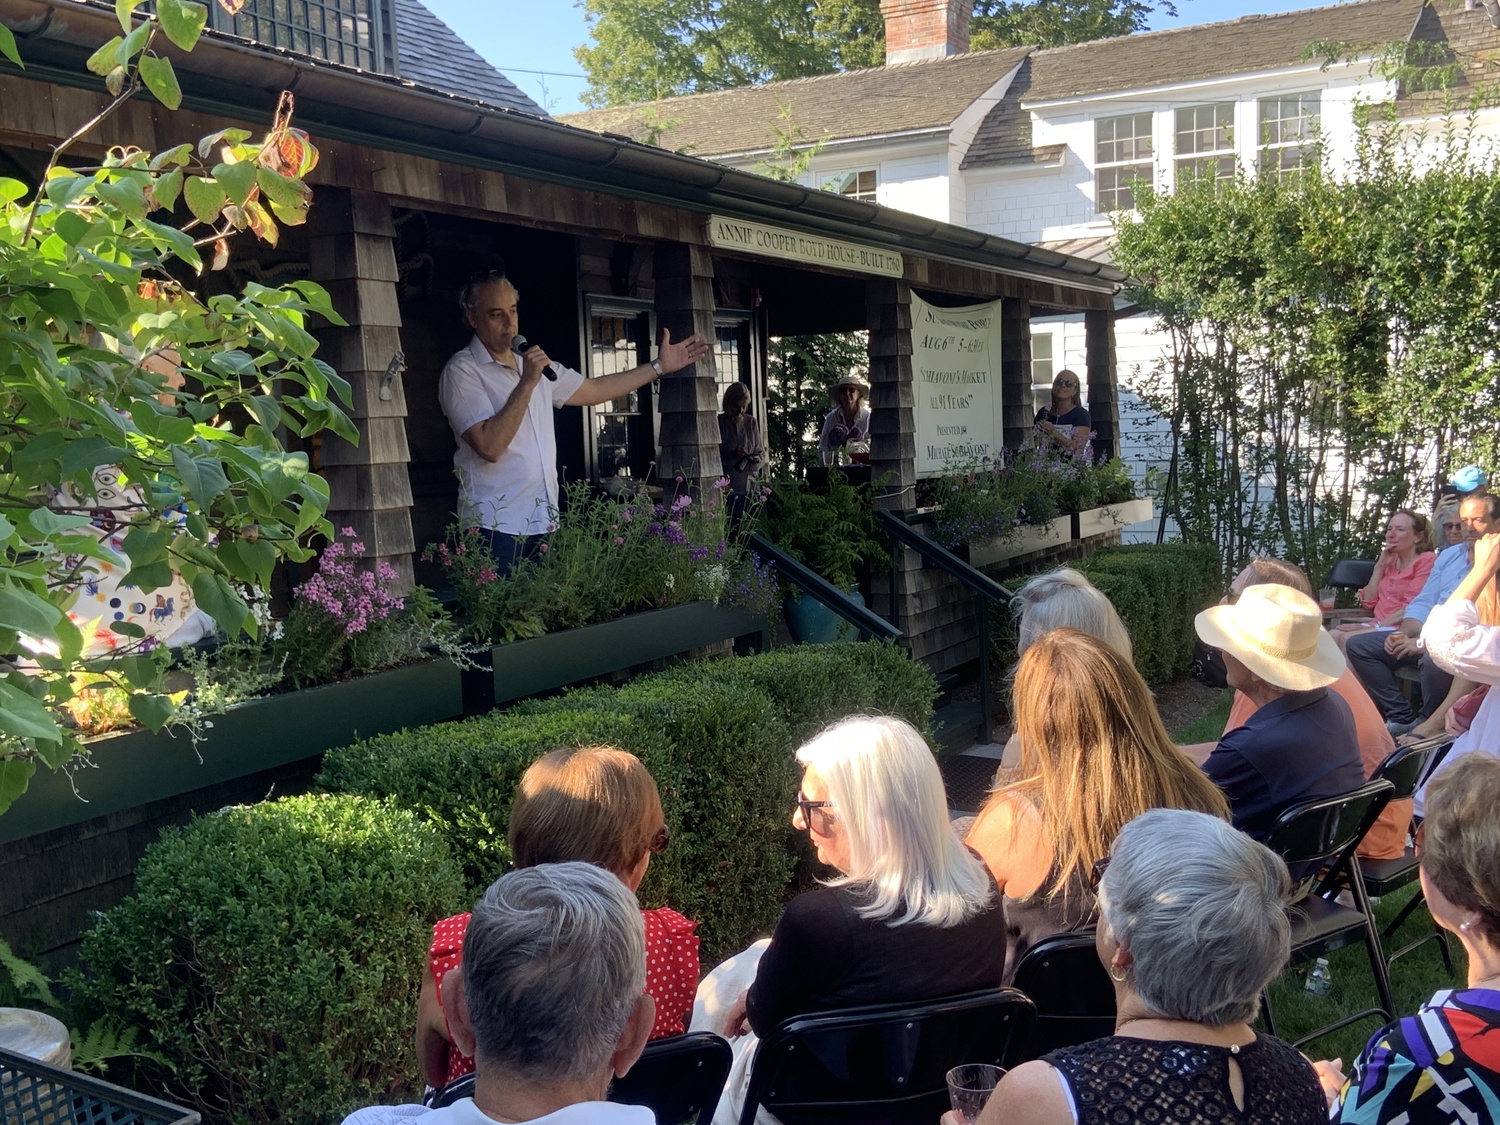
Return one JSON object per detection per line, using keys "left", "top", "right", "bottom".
{"left": 0, "top": 659, "right": 463, "bottom": 846}
{"left": 783, "top": 589, "right": 864, "bottom": 644}
{"left": 463, "top": 600, "right": 769, "bottom": 714}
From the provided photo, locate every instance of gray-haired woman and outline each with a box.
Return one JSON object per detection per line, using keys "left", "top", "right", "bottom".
{"left": 952, "top": 809, "right": 1326, "bottom": 1125}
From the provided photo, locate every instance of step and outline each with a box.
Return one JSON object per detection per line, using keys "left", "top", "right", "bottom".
{"left": 932, "top": 699, "right": 983, "bottom": 756}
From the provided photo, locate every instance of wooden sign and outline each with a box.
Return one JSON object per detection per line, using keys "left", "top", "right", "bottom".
{"left": 707, "top": 215, "right": 904, "bottom": 277}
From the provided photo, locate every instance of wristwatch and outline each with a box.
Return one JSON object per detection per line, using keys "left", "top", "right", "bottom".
{"left": 650, "top": 358, "right": 664, "bottom": 377}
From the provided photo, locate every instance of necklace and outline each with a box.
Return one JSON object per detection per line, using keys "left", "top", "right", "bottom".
{"left": 1115, "top": 1016, "right": 1247, "bottom": 1054}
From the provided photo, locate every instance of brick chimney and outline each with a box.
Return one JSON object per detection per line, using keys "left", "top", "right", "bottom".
{"left": 880, "top": 0, "right": 971, "bottom": 64}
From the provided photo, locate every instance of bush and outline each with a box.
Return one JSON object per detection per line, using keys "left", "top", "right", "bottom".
{"left": 320, "top": 642, "right": 937, "bottom": 962}
{"left": 70, "top": 795, "right": 466, "bottom": 1125}
{"left": 1076, "top": 542, "right": 1223, "bottom": 686}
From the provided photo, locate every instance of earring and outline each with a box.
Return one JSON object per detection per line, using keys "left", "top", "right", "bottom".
{"left": 1460, "top": 920, "right": 1475, "bottom": 934}
{"left": 1109, "top": 965, "right": 1128, "bottom": 983}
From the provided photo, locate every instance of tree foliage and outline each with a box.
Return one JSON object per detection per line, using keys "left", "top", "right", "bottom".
{"left": 1112, "top": 114, "right": 1500, "bottom": 583}
{"left": 766, "top": 333, "right": 867, "bottom": 477}
{"left": 576, "top": 0, "right": 883, "bottom": 106}
{"left": 0, "top": 0, "right": 352, "bottom": 813}
{"left": 971, "top": 0, "right": 1174, "bottom": 51}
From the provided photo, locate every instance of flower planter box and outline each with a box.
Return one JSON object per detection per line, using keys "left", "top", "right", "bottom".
{"left": 1072, "top": 497, "right": 1154, "bottom": 540}
{"left": 960, "top": 516, "right": 1073, "bottom": 568}
{"left": 463, "top": 600, "right": 769, "bottom": 714}
{"left": 0, "top": 659, "right": 463, "bottom": 846}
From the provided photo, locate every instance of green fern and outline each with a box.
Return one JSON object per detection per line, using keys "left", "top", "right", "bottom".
{"left": 70, "top": 1020, "right": 170, "bottom": 1074}
{"left": 0, "top": 936, "right": 58, "bottom": 1009}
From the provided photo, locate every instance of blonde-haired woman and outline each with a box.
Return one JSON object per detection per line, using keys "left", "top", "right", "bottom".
{"left": 696, "top": 715, "right": 1008, "bottom": 1125}
{"left": 967, "top": 629, "right": 1230, "bottom": 979}
{"left": 417, "top": 746, "right": 698, "bottom": 1092}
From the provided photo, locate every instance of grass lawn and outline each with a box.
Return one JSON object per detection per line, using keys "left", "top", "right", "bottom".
{"left": 1170, "top": 689, "right": 1464, "bottom": 1066}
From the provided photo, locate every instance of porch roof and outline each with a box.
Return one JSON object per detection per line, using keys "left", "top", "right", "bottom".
{"left": 0, "top": 0, "right": 1123, "bottom": 297}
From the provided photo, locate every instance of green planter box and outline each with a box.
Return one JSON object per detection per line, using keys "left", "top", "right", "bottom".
{"left": 464, "top": 600, "right": 768, "bottom": 714}
{"left": 0, "top": 659, "right": 463, "bottom": 845}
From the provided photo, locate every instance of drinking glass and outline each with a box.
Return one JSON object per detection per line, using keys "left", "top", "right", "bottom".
{"left": 947, "top": 1062, "right": 1005, "bottom": 1124}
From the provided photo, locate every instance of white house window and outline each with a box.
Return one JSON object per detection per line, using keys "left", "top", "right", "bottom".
{"left": 1095, "top": 113, "right": 1153, "bottom": 212}
{"left": 821, "top": 169, "right": 878, "bottom": 202}
{"left": 1259, "top": 92, "right": 1320, "bottom": 177}
{"left": 1175, "top": 103, "right": 1235, "bottom": 186}
{"left": 1031, "top": 332, "right": 1056, "bottom": 415}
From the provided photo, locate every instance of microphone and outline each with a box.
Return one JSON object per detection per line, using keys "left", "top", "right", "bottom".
{"left": 510, "top": 334, "right": 557, "bottom": 381}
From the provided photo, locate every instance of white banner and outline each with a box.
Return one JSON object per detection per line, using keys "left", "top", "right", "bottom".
{"left": 911, "top": 294, "right": 1005, "bottom": 478}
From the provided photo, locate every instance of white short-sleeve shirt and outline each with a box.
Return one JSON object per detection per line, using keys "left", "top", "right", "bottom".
{"left": 438, "top": 336, "right": 586, "bottom": 535}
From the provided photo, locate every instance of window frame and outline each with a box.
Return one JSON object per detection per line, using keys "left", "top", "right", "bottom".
{"left": 1094, "top": 112, "right": 1155, "bottom": 214}
{"left": 819, "top": 168, "right": 879, "bottom": 203}
{"left": 1257, "top": 91, "right": 1321, "bottom": 178}
{"left": 1173, "top": 102, "right": 1237, "bottom": 188}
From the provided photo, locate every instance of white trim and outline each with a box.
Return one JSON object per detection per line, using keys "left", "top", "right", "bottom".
{"left": 1021, "top": 58, "right": 1371, "bottom": 110}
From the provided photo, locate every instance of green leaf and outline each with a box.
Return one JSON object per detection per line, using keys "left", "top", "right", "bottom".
{"left": 150, "top": 166, "right": 184, "bottom": 212}
{"left": 115, "top": 18, "right": 152, "bottom": 66}
{"left": 196, "top": 127, "right": 251, "bottom": 160}
{"left": 137, "top": 53, "right": 181, "bottom": 110}
{"left": 182, "top": 175, "right": 227, "bottom": 224}
{"left": 256, "top": 166, "right": 310, "bottom": 210}
{"left": 141, "top": 218, "right": 199, "bottom": 268}
{"left": 53, "top": 209, "right": 91, "bottom": 245}
{"left": 191, "top": 571, "right": 251, "bottom": 635}
{"left": 0, "top": 586, "right": 64, "bottom": 639}
{"left": 156, "top": 0, "right": 207, "bottom": 52}
{"left": 0, "top": 758, "right": 37, "bottom": 817}
{"left": 0, "top": 20, "right": 21, "bottom": 68}
{"left": 0, "top": 177, "right": 26, "bottom": 202}
{"left": 185, "top": 512, "right": 209, "bottom": 541}
{"left": 109, "top": 619, "right": 146, "bottom": 638}
{"left": 95, "top": 175, "right": 148, "bottom": 221}
{"left": 27, "top": 508, "right": 93, "bottom": 536}
{"left": 127, "top": 692, "right": 175, "bottom": 732}
{"left": 86, "top": 36, "right": 125, "bottom": 77}
{"left": 121, "top": 523, "right": 172, "bottom": 569}
{"left": 59, "top": 435, "right": 130, "bottom": 477}
{"left": 149, "top": 142, "right": 192, "bottom": 170}
{"left": 117, "top": 653, "right": 158, "bottom": 689}
{"left": 124, "top": 560, "right": 174, "bottom": 592}
{"left": 211, "top": 160, "right": 258, "bottom": 207}
{"left": 0, "top": 679, "right": 63, "bottom": 743}
{"left": 171, "top": 447, "right": 230, "bottom": 506}
{"left": 116, "top": 0, "right": 146, "bottom": 32}
{"left": 247, "top": 394, "right": 283, "bottom": 432}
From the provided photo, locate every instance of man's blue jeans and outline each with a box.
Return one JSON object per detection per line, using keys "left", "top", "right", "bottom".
{"left": 473, "top": 529, "right": 542, "bottom": 578}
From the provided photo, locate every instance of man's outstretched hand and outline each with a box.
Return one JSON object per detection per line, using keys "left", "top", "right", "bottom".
{"left": 656, "top": 328, "right": 711, "bottom": 375}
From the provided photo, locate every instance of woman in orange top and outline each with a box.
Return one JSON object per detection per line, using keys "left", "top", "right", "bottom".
{"left": 1331, "top": 510, "right": 1436, "bottom": 653}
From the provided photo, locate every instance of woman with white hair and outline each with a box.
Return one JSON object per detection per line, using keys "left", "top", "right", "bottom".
{"left": 954, "top": 809, "right": 1326, "bottom": 1125}
{"left": 695, "top": 715, "right": 1007, "bottom": 1125}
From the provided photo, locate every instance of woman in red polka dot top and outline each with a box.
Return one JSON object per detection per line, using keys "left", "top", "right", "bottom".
{"left": 416, "top": 746, "right": 700, "bottom": 1090}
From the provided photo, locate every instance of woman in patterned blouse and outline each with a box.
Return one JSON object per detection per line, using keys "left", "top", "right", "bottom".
{"left": 1324, "top": 754, "right": 1500, "bottom": 1123}
{"left": 416, "top": 747, "right": 699, "bottom": 1091}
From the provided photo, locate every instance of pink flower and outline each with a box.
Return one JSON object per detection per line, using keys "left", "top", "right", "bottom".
{"left": 538, "top": 542, "right": 550, "bottom": 553}
{"left": 614, "top": 537, "right": 625, "bottom": 546}
{"left": 712, "top": 476, "right": 731, "bottom": 491}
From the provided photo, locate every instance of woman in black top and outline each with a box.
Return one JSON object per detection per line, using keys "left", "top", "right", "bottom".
{"left": 952, "top": 808, "right": 1326, "bottom": 1125}
{"left": 1034, "top": 369, "right": 1091, "bottom": 455}
{"left": 703, "top": 716, "right": 1007, "bottom": 1125}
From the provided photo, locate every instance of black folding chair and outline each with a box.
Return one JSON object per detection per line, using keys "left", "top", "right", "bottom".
{"left": 1260, "top": 779, "right": 1396, "bottom": 1049}
{"left": 610, "top": 1032, "right": 733, "bottom": 1125}
{"left": 1370, "top": 737, "right": 1455, "bottom": 972}
{"left": 430, "top": 1033, "right": 733, "bottom": 1125}
{"left": 1323, "top": 559, "right": 1376, "bottom": 624}
{"left": 1010, "top": 931, "right": 1117, "bottom": 1058}
{"left": 738, "top": 988, "right": 1036, "bottom": 1125}
{"left": 0, "top": 1045, "right": 199, "bottom": 1124}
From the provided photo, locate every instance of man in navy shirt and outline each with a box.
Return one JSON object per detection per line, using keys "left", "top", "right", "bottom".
{"left": 1194, "top": 584, "right": 1365, "bottom": 842}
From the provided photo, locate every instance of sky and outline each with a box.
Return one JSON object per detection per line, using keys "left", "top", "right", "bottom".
{"left": 421, "top": 0, "right": 1334, "bottom": 117}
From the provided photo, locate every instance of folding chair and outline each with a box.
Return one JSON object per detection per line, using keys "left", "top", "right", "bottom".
{"left": 1323, "top": 559, "right": 1376, "bottom": 625}
{"left": 738, "top": 988, "right": 1036, "bottom": 1125}
{"left": 1369, "top": 737, "right": 1455, "bottom": 972}
{"left": 430, "top": 1033, "right": 733, "bottom": 1125}
{"left": 1009, "top": 931, "right": 1117, "bottom": 1058}
{"left": 0, "top": 1045, "right": 199, "bottom": 1124}
{"left": 1260, "top": 779, "right": 1396, "bottom": 1049}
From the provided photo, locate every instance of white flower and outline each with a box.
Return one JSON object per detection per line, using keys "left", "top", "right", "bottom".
{"left": 664, "top": 573, "right": 676, "bottom": 590}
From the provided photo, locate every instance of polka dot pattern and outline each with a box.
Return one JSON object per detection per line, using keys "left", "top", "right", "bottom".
{"left": 426, "top": 905, "right": 700, "bottom": 1085}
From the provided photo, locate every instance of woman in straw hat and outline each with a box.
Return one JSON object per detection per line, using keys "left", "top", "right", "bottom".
{"left": 1192, "top": 583, "right": 1365, "bottom": 841}
{"left": 817, "top": 373, "right": 871, "bottom": 466}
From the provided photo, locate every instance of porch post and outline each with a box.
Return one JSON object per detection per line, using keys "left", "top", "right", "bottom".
{"left": 866, "top": 278, "right": 919, "bottom": 641}
{"left": 1085, "top": 307, "right": 1120, "bottom": 461}
{"left": 653, "top": 243, "right": 723, "bottom": 491}
{"left": 1000, "top": 297, "right": 1034, "bottom": 450}
{"left": 308, "top": 188, "right": 415, "bottom": 591}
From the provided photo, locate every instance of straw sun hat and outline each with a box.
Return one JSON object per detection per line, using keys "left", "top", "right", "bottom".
{"left": 829, "top": 373, "right": 870, "bottom": 398}
{"left": 1194, "top": 583, "right": 1345, "bottom": 692}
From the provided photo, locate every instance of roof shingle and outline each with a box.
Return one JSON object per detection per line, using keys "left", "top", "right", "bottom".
{"left": 559, "top": 48, "right": 1031, "bottom": 157}
{"left": 1397, "top": 0, "right": 1500, "bottom": 117}
{"left": 394, "top": 0, "right": 546, "bottom": 117}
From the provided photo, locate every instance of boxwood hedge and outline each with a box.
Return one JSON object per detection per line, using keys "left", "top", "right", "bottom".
{"left": 319, "top": 641, "right": 936, "bottom": 961}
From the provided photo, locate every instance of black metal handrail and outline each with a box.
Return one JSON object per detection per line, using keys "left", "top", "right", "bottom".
{"left": 746, "top": 533, "right": 902, "bottom": 643}
{"left": 876, "top": 510, "right": 1014, "bottom": 744}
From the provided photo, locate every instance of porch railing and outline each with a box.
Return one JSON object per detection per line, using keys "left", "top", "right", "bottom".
{"left": 746, "top": 533, "right": 902, "bottom": 643}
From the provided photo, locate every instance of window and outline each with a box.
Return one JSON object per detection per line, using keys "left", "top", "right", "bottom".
{"left": 586, "top": 301, "right": 655, "bottom": 480}
{"left": 1259, "top": 92, "right": 1320, "bottom": 177}
{"left": 1031, "top": 333, "right": 1056, "bottom": 415}
{"left": 821, "top": 169, "right": 878, "bottom": 203}
{"left": 1095, "top": 113, "right": 1154, "bottom": 212}
{"left": 213, "top": 0, "right": 390, "bottom": 71}
{"left": 1175, "top": 103, "right": 1236, "bottom": 186}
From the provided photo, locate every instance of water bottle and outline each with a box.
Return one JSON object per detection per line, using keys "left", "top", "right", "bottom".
{"left": 1305, "top": 957, "right": 1333, "bottom": 995}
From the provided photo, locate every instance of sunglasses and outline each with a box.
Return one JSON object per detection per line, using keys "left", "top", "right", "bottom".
{"left": 1442, "top": 522, "right": 1462, "bottom": 531}
{"left": 1089, "top": 855, "right": 1111, "bottom": 893}
{"left": 795, "top": 792, "right": 835, "bottom": 831}
{"left": 1056, "top": 380, "right": 1078, "bottom": 388}
{"left": 649, "top": 824, "right": 671, "bottom": 854}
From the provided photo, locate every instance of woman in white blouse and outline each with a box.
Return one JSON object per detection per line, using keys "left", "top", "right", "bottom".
{"left": 1419, "top": 521, "right": 1500, "bottom": 812}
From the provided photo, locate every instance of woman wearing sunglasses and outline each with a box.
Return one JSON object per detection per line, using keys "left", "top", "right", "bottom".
{"left": 1033, "top": 369, "right": 1091, "bottom": 456}
{"left": 695, "top": 715, "right": 1007, "bottom": 1125}
{"left": 417, "top": 746, "right": 697, "bottom": 1091}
